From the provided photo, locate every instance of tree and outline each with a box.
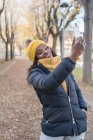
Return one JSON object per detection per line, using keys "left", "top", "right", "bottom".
{"left": 0, "top": 0, "right": 5, "bottom": 15}
{"left": 30, "top": 0, "right": 81, "bottom": 56}
{"left": 8, "top": 1, "right": 17, "bottom": 59}
{"left": 0, "top": 0, "right": 17, "bottom": 61}
{"left": 30, "top": 0, "right": 50, "bottom": 42}
{"left": 83, "top": 0, "right": 93, "bottom": 83}
{"left": 9, "top": 13, "right": 16, "bottom": 59}
{"left": 0, "top": 6, "right": 10, "bottom": 61}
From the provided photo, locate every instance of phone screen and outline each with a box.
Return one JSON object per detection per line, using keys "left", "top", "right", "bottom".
{"left": 73, "top": 23, "right": 82, "bottom": 38}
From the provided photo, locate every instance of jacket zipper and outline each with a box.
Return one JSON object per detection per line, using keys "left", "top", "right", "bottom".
{"left": 46, "top": 111, "right": 61, "bottom": 124}
{"left": 68, "top": 96, "right": 78, "bottom": 136}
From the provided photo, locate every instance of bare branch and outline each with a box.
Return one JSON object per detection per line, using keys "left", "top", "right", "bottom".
{"left": 0, "top": 0, "right": 5, "bottom": 15}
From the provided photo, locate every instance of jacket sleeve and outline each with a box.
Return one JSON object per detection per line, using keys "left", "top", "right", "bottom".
{"left": 71, "top": 74, "right": 87, "bottom": 111}
{"left": 27, "top": 57, "right": 75, "bottom": 91}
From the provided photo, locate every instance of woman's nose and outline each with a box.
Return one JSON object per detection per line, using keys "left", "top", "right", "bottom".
{"left": 44, "top": 49, "right": 48, "bottom": 53}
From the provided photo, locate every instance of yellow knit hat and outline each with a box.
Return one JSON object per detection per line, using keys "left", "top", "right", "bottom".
{"left": 26, "top": 39, "right": 47, "bottom": 62}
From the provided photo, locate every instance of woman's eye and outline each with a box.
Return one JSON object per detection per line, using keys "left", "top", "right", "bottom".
{"left": 38, "top": 51, "right": 43, "bottom": 55}
{"left": 45, "top": 47, "right": 49, "bottom": 50}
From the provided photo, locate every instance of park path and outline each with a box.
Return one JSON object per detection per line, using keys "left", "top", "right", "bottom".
{"left": 0, "top": 59, "right": 93, "bottom": 140}
{"left": 0, "top": 59, "right": 42, "bottom": 140}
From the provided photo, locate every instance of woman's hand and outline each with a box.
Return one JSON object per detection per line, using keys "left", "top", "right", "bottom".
{"left": 70, "top": 37, "right": 86, "bottom": 62}
{"left": 81, "top": 109, "right": 87, "bottom": 113}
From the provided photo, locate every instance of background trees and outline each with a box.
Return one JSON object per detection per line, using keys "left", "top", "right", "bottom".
{"left": 82, "top": 0, "right": 93, "bottom": 84}
{"left": 0, "top": 0, "right": 5, "bottom": 15}
{"left": 0, "top": 0, "right": 18, "bottom": 61}
{"left": 28, "top": 0, "right": 81, "bottom": 56}
{"left": 0, "top": 0, "right": 93, "bottom": 84}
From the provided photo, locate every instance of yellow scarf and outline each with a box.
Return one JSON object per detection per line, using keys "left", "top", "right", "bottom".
{"left": 38, "top": 56, "right": 67, "bottom": 93}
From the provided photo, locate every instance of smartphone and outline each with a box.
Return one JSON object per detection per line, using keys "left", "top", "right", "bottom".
{"left": 73, "top": 23, "right": 82, "bottom": 38}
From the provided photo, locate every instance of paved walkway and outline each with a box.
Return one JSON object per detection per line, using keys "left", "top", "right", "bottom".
{"left": 0, "top": 59, "right": 93, "bottom": 140}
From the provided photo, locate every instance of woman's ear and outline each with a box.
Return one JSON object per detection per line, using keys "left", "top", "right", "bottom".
{"left": 51, "top": 49, "right": 57, "bottom": 57}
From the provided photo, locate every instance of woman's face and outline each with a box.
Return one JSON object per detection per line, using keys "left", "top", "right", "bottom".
{"left": 36, "top": 44, "right": 53, "bottom": 59}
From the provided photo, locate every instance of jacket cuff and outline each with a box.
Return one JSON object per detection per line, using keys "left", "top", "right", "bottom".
{"left": 64, "top": 57, "right": 76, "bottom": 65}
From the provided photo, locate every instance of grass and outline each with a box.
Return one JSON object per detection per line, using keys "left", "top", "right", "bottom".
{"left": 73, "top": 68, "right": 83, "bottom": 81}
{"left": 73, "top": 67, "right": 93, "bottom": 82}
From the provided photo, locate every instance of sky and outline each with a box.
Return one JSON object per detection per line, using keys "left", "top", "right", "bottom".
{"left": 15, "top": 0, "right": 32, "bottom": 4}
{"left": 15, "top": 0, "right": 32, "bottom": 25}
{"left": 70, "top": 7, "right": 84, "bottom": 32}
{"left": 15, "top": 0, "right": 32, "bottom": 11}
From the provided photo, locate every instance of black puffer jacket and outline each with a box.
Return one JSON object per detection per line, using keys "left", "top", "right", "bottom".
{"left": 27, "top": 57, "right": 87, "bottom": 137}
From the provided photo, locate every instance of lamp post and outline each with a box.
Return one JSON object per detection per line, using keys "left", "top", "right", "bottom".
{"left": 59, "top": 2, "right": 69, "bottom": 57}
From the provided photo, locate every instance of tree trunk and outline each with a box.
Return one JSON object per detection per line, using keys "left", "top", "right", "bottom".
{"left": 59, "top": 30, "right": 64, "bottom": 58}
{"left": 5, "top": 43, "right": 8, "bottom": 61}
{"left": 83, "top": 0, "right": 93, "bottom": 83}
{"left": 10, "top": 45, "right": 14, "bottom": 59}
{"left": 52, "top": 35, "right": 57, "bottom": 52}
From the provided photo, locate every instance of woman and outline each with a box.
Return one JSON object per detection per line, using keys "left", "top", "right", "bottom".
{"left": 26, "top": 37, "right": 87, "bottom": 140}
